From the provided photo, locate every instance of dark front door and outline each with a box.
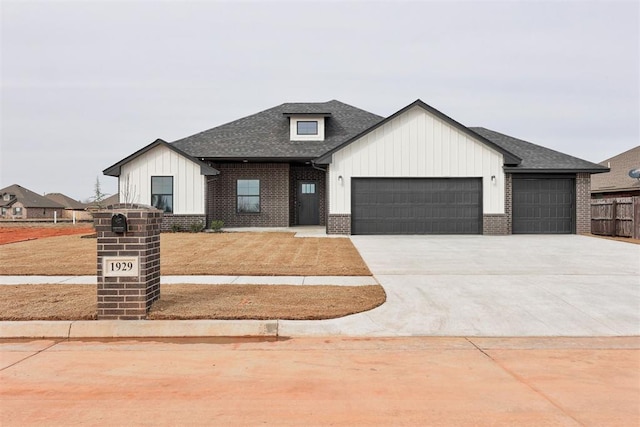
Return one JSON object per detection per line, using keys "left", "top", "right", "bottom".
{"left": 297, "top": 181, "right": 319, "bottom": 225}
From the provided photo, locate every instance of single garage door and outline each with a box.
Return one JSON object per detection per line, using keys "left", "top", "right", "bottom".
{"left": 512, "top": 177, "right": 575, "bottom": 234}
{"left": 351, "top": 178, "right": 482, "bottom": 235}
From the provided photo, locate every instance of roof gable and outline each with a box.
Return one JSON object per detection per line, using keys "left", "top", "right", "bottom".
{"left": 104, "top": 139, "right": 220, "bottom": 177}
{"left": 0, "top": 184, "right": 65, "bottom": 208}
{"left": 171, "top": 100, "right": 383, "bottom": 160}
{"left": 315, "top": 99, "right": 522, "bottom": 165}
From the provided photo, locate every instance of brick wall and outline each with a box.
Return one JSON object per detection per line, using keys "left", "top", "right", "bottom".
{"left": 327, "top": 214, "right": 351, "bottom": 235}
{"left": 207, "top": 163, "right": 290, "bottom": 227}
{"left": 483, "top": 215, "right": 509, "bottom": 234}
{"left": 94, "top": 206, "right": 163, "bottom": 320}
{"left": 161, "top": 214, "right": 206, "bottom": 232}
{"left": 23, "top": 206, "right": 64, "bottom": 219}
{"left": 576, "top": 173, "right": 591, "bottom": 234}
{"left": 289, "top": 165, "right": 326, "bottom": 226}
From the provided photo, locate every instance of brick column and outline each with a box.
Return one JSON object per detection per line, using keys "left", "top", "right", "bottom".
{"left": 575, "top": 173, "right": 591, "bottom": 234}
{"left": 94, "top": 204, "right": 163, "bottom": 320}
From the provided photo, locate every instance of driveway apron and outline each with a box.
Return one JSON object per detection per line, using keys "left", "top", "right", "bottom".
{"left": 278, "top": 235, "right": 640, "bottom": 337}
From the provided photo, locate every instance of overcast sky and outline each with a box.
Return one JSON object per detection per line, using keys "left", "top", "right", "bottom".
{"left": 1, "top": 0, "right": 638, "bottom": 201}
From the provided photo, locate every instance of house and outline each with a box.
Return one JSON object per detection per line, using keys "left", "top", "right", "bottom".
{"left": 104, "top": 99, "right": 608, "bottom": 235}
{"left": 86, "top": 193, "right": 120, "bottom": 212}
{"left": 0, "top": 184, "right": 64, "bottom": 220}
{"left": 591, "top": 146, "right": 640, "bottom": 198}
{"left": 44, "top": 193, "right": 93, "bottom": 221}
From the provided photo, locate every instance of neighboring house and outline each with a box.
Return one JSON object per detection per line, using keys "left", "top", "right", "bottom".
{"left": 44, "top": 193, "right": 93, "bottom": 221}
{"left": 0, "top": 184, "right": 64, "bottom": 220}
{"left": 86, "top": 193, "right": 120, "bottom": 211}
{"left": 104, "top": 99, "right": 608, "bottom": 235}
{"left": 591, "top": 146, "right": 640, "bottom": 198}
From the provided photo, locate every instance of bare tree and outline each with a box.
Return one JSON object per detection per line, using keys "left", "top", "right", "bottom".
{"left": 121, "top": 173, "right": 138, "bottom": 208}
{"left": 91, "top": 176, "right": 109, "bottom": 210}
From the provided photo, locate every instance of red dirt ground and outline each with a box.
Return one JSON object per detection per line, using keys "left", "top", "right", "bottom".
{"left": 0, "top": 226, "right": 95, "bottom": 245}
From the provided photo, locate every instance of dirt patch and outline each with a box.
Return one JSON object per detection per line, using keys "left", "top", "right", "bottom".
{"left": 586, "top": 233, "right": 640, "bottom": 245}
{"left": 0, "top": 232, "right": 370, "bottom": 276}
{"left": 0, "top": 225, "right": 95, "bottom": 245}
{"left": 0, "top": 284, "right": 386, "bottom": 321}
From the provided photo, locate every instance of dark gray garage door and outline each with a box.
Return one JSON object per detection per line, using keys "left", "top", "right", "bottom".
{"left": 351, "top": 178, "right": 482, "bottom": 235}
{"left": 512, "top": 177, "right": 575, "bottom": 234}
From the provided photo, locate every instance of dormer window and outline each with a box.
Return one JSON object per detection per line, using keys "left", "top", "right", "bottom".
{"left": 284, "top": 112, "right": 331, "bottom": 142}
{"left": 3, "top": 194, "right": 11, "bottom": 202}
{"left": 297, "top": 121, "right": 318, "bottom": 135}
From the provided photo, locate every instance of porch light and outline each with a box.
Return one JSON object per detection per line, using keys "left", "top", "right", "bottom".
{"left": 338, "top": 175, "right": 343, "bottom": 184}
{"left": 491, "top": 175, "right": 496, "bottom": 184}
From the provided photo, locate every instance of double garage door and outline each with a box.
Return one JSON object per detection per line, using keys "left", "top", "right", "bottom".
{"left": 351, "top": 176, "right": 576, "bottom": 235}
{"left": 352, "top": 178, "right": 482, "bottom": 235}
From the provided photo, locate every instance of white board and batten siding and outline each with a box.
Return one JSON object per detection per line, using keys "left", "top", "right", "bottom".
{"left": 329, "top": 106, "right": 506, "bottom": 214}
{"left": 119, "top": 145, "right": 206, "bottom": 215}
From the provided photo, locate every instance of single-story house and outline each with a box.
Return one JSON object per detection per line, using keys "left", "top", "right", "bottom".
{"left": 86, "top": 193, "right": 120, "bottom": 212}
{"left": 44, "top": 193, "right": 93, "bottom": 221}
{"left": 591, "top": 146, "right": 640, "bottom": 198}
{"left": 104, "top": 99, "right": 608, "bottom": 235}
{"left": 0, "top": 184, "right": 65, "bottom": 220}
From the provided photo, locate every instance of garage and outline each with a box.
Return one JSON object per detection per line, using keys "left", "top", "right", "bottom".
{"left": 512, "top": 176, "right": 575, "bottom": 234}
{"left": 351, "top": 178, "right": 482, "bottom": 235}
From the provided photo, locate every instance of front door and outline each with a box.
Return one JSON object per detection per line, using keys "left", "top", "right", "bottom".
{"left": 297, "top": 181, "right": 319, "bottom": 225}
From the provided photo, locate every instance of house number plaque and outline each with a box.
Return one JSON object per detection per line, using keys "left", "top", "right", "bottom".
{"left": 103, "top": 256, "right": 139, "bottom": 277}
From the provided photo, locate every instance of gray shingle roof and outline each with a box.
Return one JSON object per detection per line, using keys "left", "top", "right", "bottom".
{"left": 44, "top": 193, "right": 86, "bottom": 210}
{"left": 171, "top": 100, "right": 384, "bottom": 159}
{"left": 0, "top": 184, "right": 65, "bottom": 209}
{"left": 470, "top": 127, "right": 609, "bottom": 173}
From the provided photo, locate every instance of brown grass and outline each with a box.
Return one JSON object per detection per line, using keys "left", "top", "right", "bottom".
{"left": 0, "top": 232, "right": 370, "bottom": 276}
{"left": 0, "top": 284, "right": 386, "bottom": 321}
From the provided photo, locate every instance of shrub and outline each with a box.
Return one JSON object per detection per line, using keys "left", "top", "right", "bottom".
{"left": 209, "top": 220, "right": 224, "bottom": 233}
{"left": 171, "top": 224, "right": 183, "bottom": 233}
{"left": 190, "top": 221, "right": 205, "bottom": 233}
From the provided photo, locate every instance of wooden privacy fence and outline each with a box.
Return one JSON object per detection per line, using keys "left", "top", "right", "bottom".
{"left": 591, "top": 197, "right": 640, "bottom": 239}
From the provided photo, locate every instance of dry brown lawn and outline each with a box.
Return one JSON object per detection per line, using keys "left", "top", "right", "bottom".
{"left": 0, "top": 284, "right": 386, "bottom": 321}
{"left": 0, "top": 232, "right": 370, "bottom": 276}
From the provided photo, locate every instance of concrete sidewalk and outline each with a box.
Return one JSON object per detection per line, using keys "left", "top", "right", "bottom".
{"left": 0, "top": 275, "right": 377, "bottom": 286}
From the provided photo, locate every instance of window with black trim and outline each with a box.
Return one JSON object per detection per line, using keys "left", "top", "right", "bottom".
{"left": 297, "top": 121, "right": 318, "bottom": 135}
{"left": 151, "top": 176, "right": 173, "bottom": 213}
{"left": 237, "top": 179, "right": 260, "bottom": 213}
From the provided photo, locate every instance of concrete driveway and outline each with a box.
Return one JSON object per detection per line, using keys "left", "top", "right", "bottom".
{"left": 279, "top": 235, "right": 640, "bottom": 337}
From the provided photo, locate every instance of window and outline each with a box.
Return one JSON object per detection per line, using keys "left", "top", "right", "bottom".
{"left": 1, "top": 207, "right": 6, "bottom": 216}
{"left": 301, "top": 183, "right": 316, "bottom": 194}
{"left": 13, "top": 207, "right": 22, "bottom": 216}
{"left": 151, "top": 176, "right": 173, "bottom": 213}
{"left": 237, "top": 179, "right": 260, "bottom": 213}
{"left": 297, "top": 121, "right": 318, "bottom": 135}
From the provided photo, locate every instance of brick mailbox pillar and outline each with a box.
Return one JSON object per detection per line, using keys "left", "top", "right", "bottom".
{"left": 94, "top": 204, "right": 163, "bottom": 320}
